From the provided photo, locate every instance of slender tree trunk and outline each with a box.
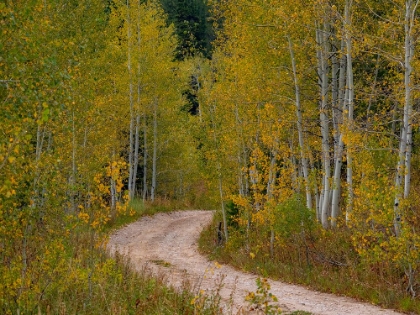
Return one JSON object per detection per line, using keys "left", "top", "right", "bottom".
{"left": 394, "top": 0, "right": 418, "bottom": 236}
{"left": 110, "top": 174, "right": 117, "bottom": 218}
{"left": 331, "top": 1, "right": 354, "bottom": 226}
{"left": 331, "top": 133, "right": 344, "bottom": 227}
{"left": 287, "top": 35, "right": 312, "bottom": 209}
{"left": 309, "top": 153, "right": 320, "bottom": 221}
{"left": 126, "top": 0, "right": 136, "bottom": 200}
{"left": 151, "top": 98, "right": 158, "bottom": 202}
{"left": 316, "top": 24, "right": 331, "bottom": 228}
{"left": 234, "top": 103, "right": 248, "bottom": 197}
{"left": 210, "top": 102, "right": 228, "bottom": 242}
{"left": 34, "top": 116, "right": 45, "bottom": 212}
{"left": 250, "top": 153, "right": 261, "bottom": 211}
{"left": 345, "top": 0, "right": 355, "bottom": 222}
{"left": 142, "top": 114, "right": 148, "bottom": 201}
{"left": 218, "top": 175, "right": 228, "bottom": 242}
{"left": 402, "top": 2, "right": 418, "bottom": 297}
{"left": 130, "top": 13, "right": 142, "bottom": 199}
{"left": 131, "top": 114, "right": 140, "bottom": 197}
{"left": 330, "top": 39, "right": 346, "bottom": 226}
{"left": 70, "top": 110, "right": 77, "bottom": 213}
{"left": 331, "top": 40, "right": 339, "bottom": 154}
{"left": 267, "top": 145, "right": 277, "bottom": 258}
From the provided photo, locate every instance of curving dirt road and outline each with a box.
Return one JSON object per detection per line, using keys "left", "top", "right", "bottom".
{"left": 108, "top": 210, "right": 403, "bottom": 315}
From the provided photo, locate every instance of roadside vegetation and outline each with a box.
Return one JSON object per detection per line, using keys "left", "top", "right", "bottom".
{"left": 199, "top": 197, "right": 420, "bottom": 314}
{"left": 1, "top": 197, "right": 222, "bottom": 315}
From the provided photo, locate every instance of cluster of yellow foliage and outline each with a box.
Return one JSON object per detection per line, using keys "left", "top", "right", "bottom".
{"left": 0, "top": 0, "right": 186, "bottom": 312}
{"left": 195, "top": 0, "right": 420, "bottom": 301}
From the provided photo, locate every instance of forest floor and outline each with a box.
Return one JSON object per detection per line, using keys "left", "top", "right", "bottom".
{"left": 108, "top": 210, "right": 403, "bottom": 315}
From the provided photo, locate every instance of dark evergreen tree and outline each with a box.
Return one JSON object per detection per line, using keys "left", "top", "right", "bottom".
{"left": 160, "top": 0, "right": 213, "bottom": 59}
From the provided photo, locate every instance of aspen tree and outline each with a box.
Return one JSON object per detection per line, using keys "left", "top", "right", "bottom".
{"left": 394, "top": 0, "right": 419, "bottom": 236}
{"left": 125, "top": 0, "right": 137, "bottom": 200}
{"left": 315, "top": 9, "right": 332, "bottom": 228}
{"left": 331, "top": 0, "right": 354, "bottom": 227}
{"left": 133, "top": 2, "right": 142, "bottom": 201}
{"left": 287, "top": 35, "right": 312, "bottom": 210}
{"left": 151, "top": 98, "right": 158, "bottom": 201}
{"left": 345, "top": 0, "right": 355, "bottom": 222}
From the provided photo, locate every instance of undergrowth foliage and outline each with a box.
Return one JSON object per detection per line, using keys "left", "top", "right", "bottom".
{"left": 1, "top": 198, "right": 221, "bottom": 315}
{"left": 245, "top": 278, "right": 281, "bottom": 315}
{"left": 199, "top": 195, "right": 420, "bottom": 314}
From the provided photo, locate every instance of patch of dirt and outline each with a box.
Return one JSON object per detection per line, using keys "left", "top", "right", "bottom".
{"left": 108, "top": 210, "right": 403, "bottom": 315}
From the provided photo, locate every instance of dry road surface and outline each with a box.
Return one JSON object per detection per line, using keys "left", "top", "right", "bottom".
{"left": 108, "top": 210, "right": 403, "bottom": 315}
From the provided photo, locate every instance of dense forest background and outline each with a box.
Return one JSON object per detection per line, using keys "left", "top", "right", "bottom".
{"left": 2, "top": 0, "right": 420, "bottom": 313}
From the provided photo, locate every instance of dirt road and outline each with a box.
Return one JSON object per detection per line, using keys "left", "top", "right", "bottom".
{"left": 108, "top": 210, "right": 403, "bottom": 315}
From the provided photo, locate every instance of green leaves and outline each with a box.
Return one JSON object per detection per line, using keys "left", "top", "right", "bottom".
{"left": 42, "top": 107, "right": 50, "bottom": 122}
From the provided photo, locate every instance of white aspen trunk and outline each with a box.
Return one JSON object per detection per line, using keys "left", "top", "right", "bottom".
{"left": 318, "top": 184, "right": 324, "bottom": 222}
{"left": 345, "top": 0, "right": 355, "bottom": 222}
{"left": 394, "top": 0, "right": 418, "bottom": 236}
{"left": 218, "top": 175, "right": 228, "bottom": 242}
{"left": 402, "top": 2, "right": 418, "bottom": 298}
{"left": 130, "top": 12, "right": 142, "bottom": 199}
{"left": 338, "top": 40, "right": 347, "bottom": 115}
{"left": 331, "top": 1, "right": 355, "bottom": 226}
{"left": 126, "top": 0, "right": 136, "bottom": 200}
{"left": 250, "top": 156, "right": 261, "bottom": 211}
{"left": 331, "top": 80, "right": 349, "bottom": 226}
{"left": 33, "top": 121, "right": 45, "bottom": 211}
{"left": 316, "top": 25, "right": 331, "bottom": 229}
{"left": 210, "top": 102, "right": 228, "bottom": 242}
{"left": 266, "top": 151, "right": 277, "bottom": 200}
{"left": 404, "top": 0, "right": 417, "bottom": 200}
{"left": 110, "top": 177, "right": 117, "bottom": 218}
{"left": 287, "top": 35, "right": 312, "bottom": 209}
{"left": 142, "top": 114, "right": 148, "bottom": 201}
{"left": 234, "top": 103, "right": 248, "bottom": 197}
{"left": 151, "top": 99, "right": 158, "bottom": 202}
{"left": 110, "top": 151, "right": 117, "bottom": 218}
{"left": 244, "top": 146, "right": 250, "bottom": 196}
{"left": 331, "top": 41, "right": 339, "bottom": 154}
{"left": 330, "top": 39, "right": 346, "bottom": 224}
{"left": 70, "top": 110, "right": 77, "bottom": 213}
{"left": 251, "top": 106, "right": 262, "bottom": 212}
{"left": 267, "top": 146, "right": 277, "bottom": 258}
{"left": 131, "top": 114, "right": 140, "bottom": 197}
{"left": 395, "top": 122, "right": 407, "bottom": 237}
{"left": 310, "top": 154, "right": 321, "bottom": 221}
{"left": 198, "top": 74, "right": 203, "bottom": 122}
{"left": 405, "top": 122, "right": 413, "bottom": 198}
{"left": 331, "top": 134, "right": 344, "bottom": 227}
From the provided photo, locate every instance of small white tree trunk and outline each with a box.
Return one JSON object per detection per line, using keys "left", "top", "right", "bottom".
{"left": 288, "top": 35, "right": 312, "bottom": 209}
{"left": 267, "top": 146, "right": 277, "bottom": 258}
{"left": 394, "top": 0, "right": 418, "bottom": 236}
{"left": 151, "top": 99, "right": 158, "bottom": 202}
{"left": 330, "top": 39, "right": 347, "bottom": 226}
{"left": 142, "top": 114, "right": 148, "bottom": 201}
{"left": 345, "top": 0, "right": 355, "bottom": 222}
{"left": 126, "top": 0, "right": 136, "bottom": 200}
{"left": 316, "top": 25, "right": 331, "bottom": 228}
